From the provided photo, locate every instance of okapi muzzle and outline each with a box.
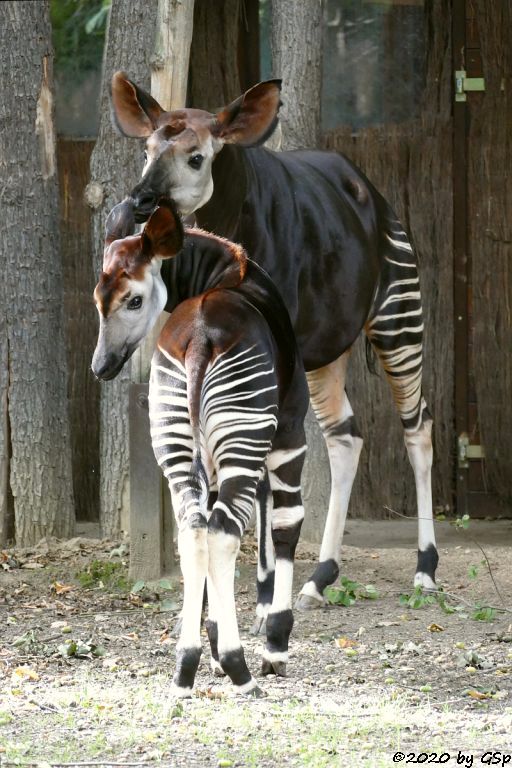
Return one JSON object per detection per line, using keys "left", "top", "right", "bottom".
{"left": 91, "top": 197, "right": 183, "bottom": 381}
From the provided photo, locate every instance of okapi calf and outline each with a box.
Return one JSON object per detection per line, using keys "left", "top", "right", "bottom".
{"left": 92, "top": 198, "right": 309, "bottom": 696}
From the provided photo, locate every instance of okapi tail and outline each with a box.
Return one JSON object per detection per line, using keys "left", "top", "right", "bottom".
{"left": 185, "top": 340, "right": 211, "bottom": 507}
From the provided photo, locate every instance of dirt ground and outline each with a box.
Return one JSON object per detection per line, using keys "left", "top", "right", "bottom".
{"left": 1, "top": 519, "right": 511, "bottom": 767}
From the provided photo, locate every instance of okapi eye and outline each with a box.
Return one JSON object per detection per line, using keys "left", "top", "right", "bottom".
{"left": 127, "top": 296, "right": 143, "bottom": 310}
{"left": 188, "top": 153, "right": 204, "bottom": 170}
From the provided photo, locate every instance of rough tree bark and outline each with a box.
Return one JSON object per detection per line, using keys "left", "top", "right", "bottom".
{"left": 188, "top": 0, "right": 241, "bottom": 109}
{"left": 58, "top": 139, "right": 99, "bottom": 523}
{"left": 88, "top": 0, "right": 159, "bottom": 536}
{"left": 0, "top": 1, "right": 75, "bottom": 545}
{"left": 271, "top": 0, "right": 323, "bottom": 149}
{"left": 271, "top": 0, "right": 330, "bottom": 541}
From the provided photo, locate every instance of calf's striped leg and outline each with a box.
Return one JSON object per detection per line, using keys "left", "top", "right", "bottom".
{"left": 208, "top": 478, "right": 265, "bottom": 696}
{"left": 174, "top": 521, "right": 208, "bottom": 696}
{"left": 296, "top": 351, "right": 363, "bottom": 609}
{"left": 205, "top": 573, "right": 224, "bottom": 677}
{"left": 262, "top": 439, "right": 306, "bottom": 676}
{"left": 251, "top": 472, "right": 276, "bottom": 636}
{"left": 202, "top": 343, "right": 279, "bottom": 694}
{"left": 366, "top": 222, "right": 438, "bottom": 588}
{"left": 149, "top": 351, "right": 211, "bottom": 696}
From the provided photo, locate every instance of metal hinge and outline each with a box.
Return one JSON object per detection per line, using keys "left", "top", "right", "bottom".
{"left": 458, "top": 433, "right": 486, "bottom": 468}
{"left": 455, "top": 70, "right": 486, "bottom": 101}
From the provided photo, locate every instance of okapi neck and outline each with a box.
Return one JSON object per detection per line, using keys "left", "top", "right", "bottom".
{"left": 195, "top": 144, "right": 248, "bottom": 239}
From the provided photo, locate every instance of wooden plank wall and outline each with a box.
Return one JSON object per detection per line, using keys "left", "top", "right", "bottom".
{"left": 322, "top": 0, "right": 454, "bottom": 520}
{"left": 57, "top": 138, "right": 100, "bottom": 522}
{"left": 467, "top": 0, "right": 512, "bottom": 510}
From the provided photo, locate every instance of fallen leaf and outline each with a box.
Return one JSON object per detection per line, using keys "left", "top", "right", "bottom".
{"left": 335, "top": 637, "right": 358, "bottom": 649}
{"left": 428, "top": 623, "right": 445, "bottom": 633}
{"left": 13, "top": 666, "right": 39, "bottom": 681}
{"left": 21, "top": 562, "right": 44, "bottom": 570}
{"left": 52, "top": 582, "right": 73, "bottom": 595}
{"left": 467, "top": 689, "right": 490, "bottom": 700}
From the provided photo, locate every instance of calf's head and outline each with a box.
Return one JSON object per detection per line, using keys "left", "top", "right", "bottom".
{"left": 110, "top": 72, "right": 282, "bottom": 221}
{"left": 92, "top": 198, "right": 182, "bottom": 380}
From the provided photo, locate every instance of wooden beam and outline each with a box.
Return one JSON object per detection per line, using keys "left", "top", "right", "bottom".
{"left": 129, "top": 0, "right": 195, "bottom": 581}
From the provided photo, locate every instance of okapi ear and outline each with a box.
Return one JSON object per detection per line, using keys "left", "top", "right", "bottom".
{"left": 142, "top": 198, "right": 184, "bottom": 260}
{"left": 213, "top": 80, "right": 282, "bottom": 148}
{"left": 104, "top": 198, "right": 136, "bottom": 246}
{"left": 111, "top": 71, "right": 165, "bottom": 138}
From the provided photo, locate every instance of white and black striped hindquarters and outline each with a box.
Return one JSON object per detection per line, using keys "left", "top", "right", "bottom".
{"left": 366, "top": 218, "right": 438, "bottom": 588}
{"left": 149, "top": 343, "right": 280, "bottom": 696}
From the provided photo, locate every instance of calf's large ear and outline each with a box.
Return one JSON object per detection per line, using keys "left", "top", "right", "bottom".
{"left": 142, "top": 198, "right": 184, "bottom": 260}
{"left": 213, "top": 80, "right": 282, "bottom": 147}
{"left": 111, "top": 71, "right": 165, "bottom": 138}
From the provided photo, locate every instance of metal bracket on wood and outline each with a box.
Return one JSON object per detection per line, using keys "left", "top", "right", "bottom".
{"left": 455, "top": 70, "right": 486, "bottom": 101}
{"left": 457, "top": 433, "right": 486, "bottom": 468}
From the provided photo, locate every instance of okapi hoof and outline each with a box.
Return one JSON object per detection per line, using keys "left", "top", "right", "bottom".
{"left": 414, "top": 572, "right": 437, "bottom": 592}
{"left": 294, "top": 592, "right": 324, "bottom": 611}
{"left": 250, "top": 616, "right": 267, "bottom": 636}
{"left": 171, "top": 683, "right": 193, "bottom": 699}
{"left": 246, "top": 684, "right": 266, "bottom": 698}
{"left": 261, "top": 659, "right": 287, "bottom": 677}
{"left": 235, "top": 681, "right": 266, "bottom": 698}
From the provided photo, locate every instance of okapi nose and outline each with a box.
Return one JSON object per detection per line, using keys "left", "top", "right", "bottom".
{"left": 132, "top": 191, "right": 157, "bottom": 223}
{"left": 135, "top": 192, "right": 156, "bottom": 209}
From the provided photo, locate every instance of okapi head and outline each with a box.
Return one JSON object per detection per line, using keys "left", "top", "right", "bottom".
{"left": 91, "top": 198, "right": 183, "bottom": 380}
{"left": 110, "top": 71, "right": 282, "bottom": 221}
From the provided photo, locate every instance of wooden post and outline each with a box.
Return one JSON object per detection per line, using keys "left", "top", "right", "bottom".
{"left": 129, "top": 0, "right": 195, "bottom": 580}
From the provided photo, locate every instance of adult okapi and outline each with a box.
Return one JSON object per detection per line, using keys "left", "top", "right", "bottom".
{"left": 110, "top": 72, "right": 439, "bottom": 611}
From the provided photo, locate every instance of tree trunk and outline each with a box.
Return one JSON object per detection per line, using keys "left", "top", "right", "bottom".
{"left": 271, "top": 0, "right": 329, "bottom": 541}
{"left": 88, "top": 0, "right": 159, "bottom": 537}
{"left": 188, "top": 0, "right": 241, "bottom": 109}
{"left": 58, "top": 138, "right": 99, "bottom": 523}
{"left": 0, "top": 1, "right": 75, "bottom": 545}
{"left": 271, "top": 0, "right": 323, "bottom": 149}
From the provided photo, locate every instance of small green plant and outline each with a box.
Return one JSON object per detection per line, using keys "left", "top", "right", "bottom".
{"left": 453, "top": 513, "right": 471, "bottom": 530}
{"left": 399, "top": 586, "right": 437, "bottom": 610}
{"left": 468, "top": 559, "right": 487, "bottom": 580}
{"left": 76, "top": 559, "right": 129, "bottom": 590}
{"left": 468, "top": 564, "right": 479, "bottom": 579}
{"left": 472, "top": 604, "right": 496, "bottom": 622}
{"left": 324, "top": 576, "right": 378, "bottom": 606}
{"left": 58, "top": 638, "right": 106, "bottom": 659}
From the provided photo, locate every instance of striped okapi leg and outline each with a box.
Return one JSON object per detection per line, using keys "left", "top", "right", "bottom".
{"left": 251, "top": 472, "right": 276, "bottom": 636}
{"left": 149, "top": 355, "right": 210, "bottom": 696}
{"left": 261, "top": 437, "right": 306, "bottom": 676}
{"left": 173, "top": 520, "right": 208, "bottom": 696}
{"left": 205, "top": 574, "right": 225, "bottom": 677}
{"left": 207, "top": 476, "right": 265, "bottom": 697}
{"left": 296, "top": 351, "right": 363, "bottom": 609}
{"left": 366, "top": 219, "right": 438, "bottom": 588}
